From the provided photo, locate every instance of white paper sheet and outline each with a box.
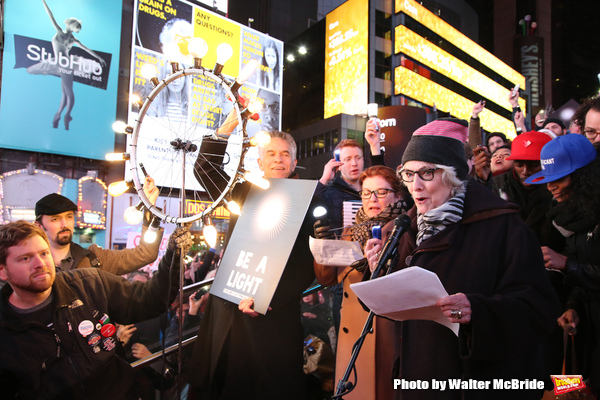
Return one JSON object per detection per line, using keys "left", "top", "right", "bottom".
{"left": 350, "top": 266, "right": 459, "bottom": 336}
{"left": 309, "top": 237, "right": 364, "bottom": 267}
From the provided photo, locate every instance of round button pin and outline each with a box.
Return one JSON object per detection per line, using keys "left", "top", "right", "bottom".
{"left": 78, "top": 320, "right": 94, "bottom": 337}
{"left": 102, "top": 336, "right": 116, "bottom": 352}
{"left": 100, "top": 323, "right": 116, "bottom": 337}
{"left": 88, "top": 333, "right": 101, "bottom": 347}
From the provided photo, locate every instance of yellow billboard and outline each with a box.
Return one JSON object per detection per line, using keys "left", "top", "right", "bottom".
{"left": 395, "top": 25, "right": 525, "bottom": 113}
{"left": 395, "top": 65, "right": 517, "bottom": 138}
{"left": 324, "top": 0, "right": 369, "bottom": 118}
{"left": 193, "top": 7, "right": 241, "bottom": 78}
{"left": 396, "top": 0, "right": 525, "bottom": 89}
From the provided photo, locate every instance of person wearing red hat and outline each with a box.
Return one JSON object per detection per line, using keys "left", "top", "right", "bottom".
{"left": 492, "top": 131, "right": 565, "bottom": 251}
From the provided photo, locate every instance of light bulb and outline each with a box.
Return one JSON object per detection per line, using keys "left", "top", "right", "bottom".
{"left": 216, "top": 43, "right": 233, "bottom": 65}
{"left": 249, "top": 131, "right": 272, "bottom": 147}
{"left": 225, "top": 199, "right": 241, "bottom": 215}
{"left": 244, "top": 171, "right": 270, "bottom": 190}
{"left": 108, "top": 180, "right": 133, "bottom": 197}
{"left": 144, "top": 216, "right": 162, "bottom": 243}
{"left": 140, "top": 64, "right": 158, "bottom": 80}
{"left": 124, "top": 205, "right": 144, "bottom": 225}
{"left": 287, "top": 54, "right": 295, "bottom": 62}
{"left": 144, "top": 228, "right": 158, "bottom": 244}
{"left": 112, "top": 121, "right": 133, "bottom": 134}
{"left": 298, "top": 46, "right": 307, "bottom": 55}
{"left": 203, "top": 224, "right": 217, "bottom": 248}
{"left": 248, "top": 97, "right": 263, "bottom": 114}
{"left": 130, "top": 94, "right": 143, "bottom": 109}
{"left": 188, "top": 37, "right": 209, "bottom": 59}
{"left": 105, "top": 153, "right": 130, "bottom": 162}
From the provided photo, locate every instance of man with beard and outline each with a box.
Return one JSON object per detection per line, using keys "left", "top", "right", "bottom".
{"left": 0, "top": 220, "right": 191, "bottom": 399}
{"left": 34, "top": 179, "right": 163, "bottom": 275}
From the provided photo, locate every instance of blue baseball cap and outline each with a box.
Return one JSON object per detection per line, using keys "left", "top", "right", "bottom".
{"left": 525, "top": 134, "right": 597, "bottom": 184}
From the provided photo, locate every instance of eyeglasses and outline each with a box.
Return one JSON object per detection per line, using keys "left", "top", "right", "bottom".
{"left": 358, "top": 188, "right": 395, "bottom": 199}
{"left": 398, "top": 168, "right": 439, "bottom": 182}
{"left": 584, "top": 129, "right": 600, "bottom": 140}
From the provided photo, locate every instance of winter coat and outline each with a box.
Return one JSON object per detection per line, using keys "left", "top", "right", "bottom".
{"left": 561, "top": 223, "right": 600, "bottom": 393}
{"left": 0, "top": 248, "right": 179, "bottom": 399}
{"left": 314, "top": 219, "right": 400, "bottom": 400}
{"left": 492, "top": 170, "right": 565, "bottom": 251}
{"left": 67, "top": 223, "right": 163, "bottom": 276}
{"left": 394, "top": 180, "right": 560, "bottom": 400}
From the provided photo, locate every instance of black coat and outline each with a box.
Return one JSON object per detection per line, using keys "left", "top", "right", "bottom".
{"left": 187, "top": 181, "right": 317, "bottom": 400}
{"left": 0, "top": 249, "right": 179, "bottom": 399}
{"left": 394, "top": 181, "right": 560, "bottom": 400}
{"left": 562, "top": 223, "right": 600, "bottom": 393}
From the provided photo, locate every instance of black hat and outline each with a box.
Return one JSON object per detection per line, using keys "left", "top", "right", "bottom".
{"left": 35, "top": 193, "right": 78, "bottom": 218}
{"left": 542, "top": 118, "right": 566, "bottom": 130}
{"left": 401, "top": 118, "right": 469, "bottom": 180}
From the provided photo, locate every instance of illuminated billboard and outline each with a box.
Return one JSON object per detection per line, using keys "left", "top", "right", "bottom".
{"left": 396, "top": 0, "right": 525, "bottom": 89}
{"left": 129, "top": 0, "right": 283, "bottom": 189}
{"left": 395, "top": 65, "right": 517, "bottom": 137}
{"left": 0, "top": 0, "right": 122, "bottom": 159}
{"left": 395, "top": 25, "right": 525, "bottom": 113}
{"left": 324, "top": 0, "right": 369, "bottom": 118}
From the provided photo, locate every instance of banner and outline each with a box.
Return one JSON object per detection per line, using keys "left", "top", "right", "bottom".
{"left": 0, "top": 0, "right": 122, "bottom": 159}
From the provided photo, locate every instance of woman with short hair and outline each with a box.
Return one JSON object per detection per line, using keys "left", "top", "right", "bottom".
{"left": 365, "top": 119, "right": 559, "bottom": 399}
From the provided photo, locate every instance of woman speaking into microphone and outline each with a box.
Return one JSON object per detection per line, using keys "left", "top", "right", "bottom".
{"left": 365, "top": 119, "right": 560, "bottom": 399}
{"left": 314, "top": 165, "right": 411, "bottom": 399}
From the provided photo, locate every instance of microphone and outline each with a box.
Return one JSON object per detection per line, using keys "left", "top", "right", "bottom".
{"left": 372, "top": 214, "right": 412, "bottom": 279}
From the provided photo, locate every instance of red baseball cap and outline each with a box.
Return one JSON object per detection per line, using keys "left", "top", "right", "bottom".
{"left": 506, "top": 131, "right": 552, "bottom": 161}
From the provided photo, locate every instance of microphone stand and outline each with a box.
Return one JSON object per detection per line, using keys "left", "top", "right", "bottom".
{"left": 332, "top": 230, "right": 402, "bottom": 399}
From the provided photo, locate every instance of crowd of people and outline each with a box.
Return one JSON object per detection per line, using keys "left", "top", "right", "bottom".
{"left": 2, "top": 92, "right": 600, "bottom": 400}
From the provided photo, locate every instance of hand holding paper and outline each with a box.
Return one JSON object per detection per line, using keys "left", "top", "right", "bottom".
{"left": 349, "top": 266, "right": 460, "bottom": 336}
{"left": 309, "top": 236, "right": 363, "bottom": 267}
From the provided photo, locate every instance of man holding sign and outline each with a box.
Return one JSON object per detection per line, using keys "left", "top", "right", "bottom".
{"left": 188, "top": 131, "right": 318, "bottom": 400}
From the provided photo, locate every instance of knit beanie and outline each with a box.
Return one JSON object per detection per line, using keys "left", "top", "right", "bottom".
{"left": 401, "top": 118, "right": 469, "bottom": 180}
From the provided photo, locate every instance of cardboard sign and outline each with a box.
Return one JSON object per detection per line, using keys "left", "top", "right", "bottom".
{"left": 210, "top": 179, "right": 317, "bottom": 314}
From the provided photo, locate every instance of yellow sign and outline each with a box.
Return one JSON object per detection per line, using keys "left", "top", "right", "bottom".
{"left": 395, "top": 25, "right": 525, "bottom": 113}
{"left": 395, "top": 65, "right": 517, "bottom": 138}
{"left": 193, "top": 7, "right": 241, "bottom": 78}
{"left": 395, "top": 0, "right": 525, "bottom": 89}
{"left": 324, "top": 0, "right": 369, "bottom": 118}
{"left": 185, "top": 199, "right": 230, "bottom": 219}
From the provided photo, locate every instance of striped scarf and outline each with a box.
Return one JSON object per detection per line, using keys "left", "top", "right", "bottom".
{"left": 416, "top": 192, "right": 465, "bottom": 246}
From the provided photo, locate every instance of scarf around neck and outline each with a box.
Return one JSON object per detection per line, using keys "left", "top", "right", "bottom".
{"left": 416, "top": 192, "right": 466, "bottom": 246}
{"left": 351, "top": 199, "right": 408, "bottom": 249}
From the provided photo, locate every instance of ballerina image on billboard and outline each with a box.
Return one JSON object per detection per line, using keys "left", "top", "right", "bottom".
{"left": 27, "top": 0, "right": 106, "bottom": 130}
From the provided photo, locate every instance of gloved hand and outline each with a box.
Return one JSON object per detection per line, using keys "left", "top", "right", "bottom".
{"left": 313, "top": 219, "right": 335, "bottom": 240}
{"left": 168, "top": 224, "right": 193, "bottom": 254}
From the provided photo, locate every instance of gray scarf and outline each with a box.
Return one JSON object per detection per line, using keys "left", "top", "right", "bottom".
{"left": 416, "top": 192, "right": 465, "bottom": 246}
